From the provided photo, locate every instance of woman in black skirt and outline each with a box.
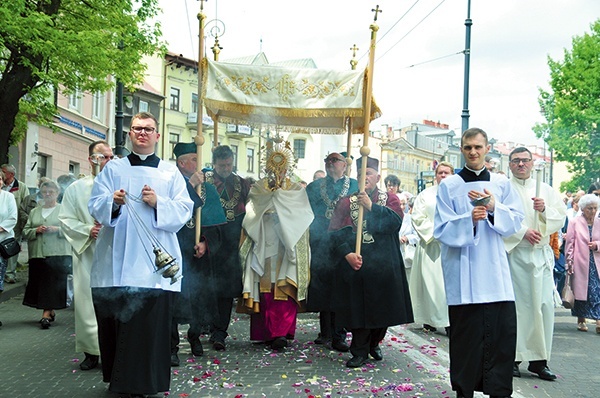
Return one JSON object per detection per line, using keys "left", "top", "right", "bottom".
{"left": 22, "top": 180, "right": 72, "bottom": 329}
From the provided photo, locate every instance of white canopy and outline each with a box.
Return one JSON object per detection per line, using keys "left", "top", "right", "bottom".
{"left": 202, "top": 59, "right": 381, "bottom": 134}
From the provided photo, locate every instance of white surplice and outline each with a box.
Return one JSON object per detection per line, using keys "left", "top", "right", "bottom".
{"left": 58, "top": 175, "right": 100, "bottom": 355}
{"left": 504, "top": 177, "right": 566, "bottom": 362}
{"left": 410, "top": 185, "right": 449, "bottom": 328}
{"left": 88, "top": 158, "right": 193, "bottom": 291}
{"left": 434, "top": 173, "right": 524, "bottom": 305}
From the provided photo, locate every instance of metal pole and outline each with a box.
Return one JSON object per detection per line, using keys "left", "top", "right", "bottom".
{"left": 460, "top": 0, "right": 472, "bottom": 165}
{"left": 115, "top": 80, "right": 125, "bottom": 157}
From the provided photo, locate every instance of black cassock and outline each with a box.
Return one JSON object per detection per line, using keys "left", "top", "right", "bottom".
{"left": 329, "top": 189, "right": 414, "bottom": 330}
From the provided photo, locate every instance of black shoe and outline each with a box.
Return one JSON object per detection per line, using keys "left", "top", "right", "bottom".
{"left": 423, "top": 324, "right": 437, "bottom": 332}
{"left": 331, "top": 339, "right": 350, "bottom": 352}
{"left": 346, "top": 355, "right": 368, "bottom": 368}
{"left": 513, "top": 363, "right": 521, "bottom": 377}
{"left": 170, "top": 352, "right": 180, "bottom": 367}
{"left": 188, "top": 338, "right": 204, "bottom": 356}
{"left": 527, "top": 365, "right": 556, "bottom": 381}
{"left": 314, "top": 333, "right": 328, "bottom": 345}
{"left": 80, "top": 354, "right": 99, "bottom": 370}
{"left": 40, "top": 318, "right": 51, "bottom": 329}
{"left": 369, "top": 346, "right": 383, "bottom": 361}
{"left": 212, "top": 339, "right": 226, "bottom": 351}
{"left": 271, "top": 336, "right": 287, "bottom": 351}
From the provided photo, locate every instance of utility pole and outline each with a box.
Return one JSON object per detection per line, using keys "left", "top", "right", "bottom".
{"left": 460, "top": 0, "right": 472, "bottom": 166}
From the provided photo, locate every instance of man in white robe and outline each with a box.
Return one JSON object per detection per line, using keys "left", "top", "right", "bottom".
{"left": 434, "top": 128, "right": 524, "bottom": 398}
{"left": 88, "top": 112, "right": 193, "bottom": 397}
{"left": 504, "top": 147, "right": 566, "bottom": 381}
{"left": 410, "top": 161, "right": 454, "bottom": 333}
{"left": 59, "top": 140, "right": 114, "bottom": 371}
{"left": 238, "top": 139, "right": 313, "bottom": 352}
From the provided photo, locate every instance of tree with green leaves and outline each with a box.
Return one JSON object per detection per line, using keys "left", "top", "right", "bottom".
{"left": 0, "top": 0, "right": 164, "bottom": 164}
{"left": 536, "top": 19, "right": 600, "bottom": 193}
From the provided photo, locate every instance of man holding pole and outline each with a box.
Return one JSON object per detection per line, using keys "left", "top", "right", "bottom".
{"left": 504, "top": 147, "right": 566, "bottom": 381}
{"left": 204, "top": 145, "right": 251, "bottom": 351}
{"left": 170, "top": 142, "right": 226, "bottom": 365}
{"left": 329, "top": 156, "right": 413, "bottom": 368}
{"left": 305, "top": 152, "right": 358, "bottom": 352}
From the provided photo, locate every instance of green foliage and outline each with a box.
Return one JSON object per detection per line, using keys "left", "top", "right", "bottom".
{"left": 537, "top": 19, "right": 600, "bottom": 192}
{"left": 0, "top": 0, "right": 165, "bottom": 162}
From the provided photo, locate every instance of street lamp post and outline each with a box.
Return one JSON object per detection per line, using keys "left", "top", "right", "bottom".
{"left": 461, "top": 0, "right": 472, "bottom": 135}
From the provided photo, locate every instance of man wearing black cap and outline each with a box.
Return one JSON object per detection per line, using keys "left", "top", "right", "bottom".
{"left": 329, "top": 156, "right": 414, "bottom": 368}
{"left": 306, "top": 152, "right": 358, "bottom": 352}
{"left": 170, "top": 143, "right": 227, "bottom": 365}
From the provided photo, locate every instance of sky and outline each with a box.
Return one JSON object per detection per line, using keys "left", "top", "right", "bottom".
{"left": 157, "top": 0, "right": 600, "bottom": 145}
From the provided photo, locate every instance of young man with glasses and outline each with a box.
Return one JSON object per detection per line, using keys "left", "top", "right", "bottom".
{"left": 504, "top": 147, "right": 566, "bottom": 381}
{"left": 88, "top": 112, "right": 194, "bottom": 397}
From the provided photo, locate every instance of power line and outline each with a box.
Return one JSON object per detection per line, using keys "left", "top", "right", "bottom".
{"left": 376, "top": 0, "right": 448, "bottom": 63}
{"left": 358, "top": 0, "right": 422, "bottom": 62}
{"left": 184, "top": 0, "right": 196, "bottom": 61}
{"left": 405, "top": 50, "right": 464, "bottom": 68}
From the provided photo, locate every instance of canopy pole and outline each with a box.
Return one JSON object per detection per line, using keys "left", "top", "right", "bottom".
{"left": 194, "top": 0, "right": 207, "bottom": 243}
{"left": 346, "top": 44, "right": 359, "bottom": 177}
{"left": 345, "top": 118, "right": 353, "bottom": 177}
{"left": 355, "top": 6, "right": 381, "bottom": 255}
{"left": 212, "top": 36, "right": 222, "bottom": 149}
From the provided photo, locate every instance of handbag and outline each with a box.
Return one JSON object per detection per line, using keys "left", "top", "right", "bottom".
{"left": 561, "top": 273, "right": 575, "bottom": 309}
{"left": 0, "top": 237, "right": 21, "bottom": 259}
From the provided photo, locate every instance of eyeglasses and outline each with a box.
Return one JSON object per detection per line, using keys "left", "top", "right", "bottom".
{"left": 90, "top": 153, "right": 115, "bottom": 163}
{"left": 131, "top": 126, "right": 156, "bottom": 134}
{"left": 324, "top": 157, "right": 345, "bottom": 164}
{"left": 509, "top": 158, "right": 532, "bottom": 165}
{"left": 594, "top": 192, "right": 600, "bottom": 197}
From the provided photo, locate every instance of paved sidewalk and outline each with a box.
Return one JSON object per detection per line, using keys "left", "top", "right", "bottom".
{"left": 2, "top": 284, "right": 598, "bottom": 398}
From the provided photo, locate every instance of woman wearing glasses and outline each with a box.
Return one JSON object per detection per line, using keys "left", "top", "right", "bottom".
{"left": 22, "top": 180, "right": 72, "bottom": 329}
{"left": 565, "top": 193, "right": 600, "bottom": 333}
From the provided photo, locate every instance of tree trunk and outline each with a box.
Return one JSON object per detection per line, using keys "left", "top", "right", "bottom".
{"left": 0, "top": 54, "right": 43, "bottom": 164}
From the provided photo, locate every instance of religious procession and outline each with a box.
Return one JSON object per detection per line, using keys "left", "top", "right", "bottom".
{"left": 1, "top": 4, "right": 598, "bottom": 398}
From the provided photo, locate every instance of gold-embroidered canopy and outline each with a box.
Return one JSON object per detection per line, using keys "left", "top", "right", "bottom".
{"left": 202, "top": 59, "right": 381, "bottom": 134}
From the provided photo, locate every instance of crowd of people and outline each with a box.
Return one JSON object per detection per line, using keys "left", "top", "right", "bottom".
{"left": 3, "top": 115, "right": 600, "bottom": 398}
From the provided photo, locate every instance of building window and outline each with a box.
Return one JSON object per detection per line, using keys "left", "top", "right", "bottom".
{"left": 92, "top": 92, "right": 104, "bottom": 120}
{"left": 230, "top": 144, "right": 238, "bottom": 173}
{"left": 191, "top": 93, "right": 198, "bottom": 114}
{"left": 169, "top": 133, "right": 180, "bottom": 160}
{"left": 293, "top": 138, "right": 306, "bottom": 159}
{"left": 37, "top": 154, "right": 48, "bottom": 179}
{"left": 68, "top": 90, "right": 82, "bottom": 112}
{"left": 69, "top": 162, "right": 80, "bottom": 177}
{"left": 247, "top": 148, "right": 254, "bottom": 172}
{"left": 170, "top": 87, "right": 180, "bottom": 111}
{"left": 139, "top": 100, "right": 149, "bottom": 113}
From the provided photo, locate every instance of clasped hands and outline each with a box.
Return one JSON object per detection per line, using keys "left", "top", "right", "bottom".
{"left": 468, "top": 189, "right": 495, "bottom": 224}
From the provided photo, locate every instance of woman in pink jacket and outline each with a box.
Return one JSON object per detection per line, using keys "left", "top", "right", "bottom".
{"left": 565, "top": 193, "right": 600, "bottom": 333}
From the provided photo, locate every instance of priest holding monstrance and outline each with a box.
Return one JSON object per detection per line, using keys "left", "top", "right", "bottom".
{"left": 329, "top": 156, "right": 413, "bottom": 368}
{"left": 238, "top": 136, "right": 313, "bottom": 352}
